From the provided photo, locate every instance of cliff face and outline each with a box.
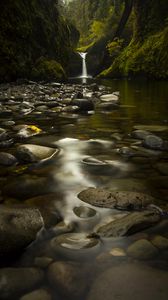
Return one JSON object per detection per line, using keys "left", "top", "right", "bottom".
{"left": 0, "top": 0, "right": 71, "bottom": 82}
{"left": 99, "top": 0, "right": 168, "bottom": 79}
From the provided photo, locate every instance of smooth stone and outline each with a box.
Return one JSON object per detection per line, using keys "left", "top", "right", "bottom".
{"left": 0, "top": 206, "right": 43, "bottom": 257}
{"left": 100, "top": 94, "right": 119, "bottom": 102}
{"left": 96, "top": 210, "right": 160, "bottom": 237}
{"left": 155, "top": 163, "right": 168, "bottom": 175}
{"left": 48, "top": 261, "right": 87, "bottom": 298}
{"left": 62, "top": 105, "right": 79, "bottom": 113}
{"left": 118, "top": 146, "right": 136, "bottom": 157}
{"left": 82, "top": 157, "right": 119, "bottom": 175}
{"left": 0, "top": 138, "right": 14, "bottom": 148}
{"left": 0, "top": 268, "right": 44, "bottom": 299}
{"left": 20, "top": 289, "right": 51, "bottom": 300}
{"left": 127, "top": 239, "right": 158, "bottom": 259}
{"left": 151, "top": 235, "right": 168, "bottom": 250}
{"left": 16, "top": 126, "right": 42, "bottom": 139}
{"left": 71, "top": 98, "right": 94, "bottom": 111}
{"left": 3, "top": 176, "right": 53, "bottom": 199}
{"left": 0, "top": 152, "right": 17, "bottom": 166}
{"left": 1, "top": 120, "right": 15, "bottom": 126}
{"left": 34, "top": 257, "right": 53, "bottom": 268}
{"left": 50, "top": 233, "right": 100, "bottom": 260}
{"left": 87, "top": 263, "right": 168, "bottom": 300}
{"left": 73, "top": 206, "right": 96, "bottom": 218}
{"left": 131, "top": 130, "right": 151, "bottom": 140}
{"left": 97, "top": 102, "right": 119, "bottom": 110}
{"left": 143, "top": 135, "right": 164, "bottom": 150}
{"left": 16, "top": 144, "right": 58, "bottom": 163}
{"left": 78, "top": 188, "right": 155, "bottom": 210}
{"left": 134, "top": 125, "right": 168, "bottom": 132}
{"left": 109, "top": 248, "right": 126, "bottom": 257}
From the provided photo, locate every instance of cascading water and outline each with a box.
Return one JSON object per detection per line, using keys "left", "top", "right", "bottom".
{"left": 78, "top": 52, "right": 88, "bottom": 83}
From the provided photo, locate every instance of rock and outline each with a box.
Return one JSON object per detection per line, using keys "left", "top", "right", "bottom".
{"left": 16, "top": 144, "right": 59, "bottom": 163}
{"left": 34, "top": 257, "right": 53, "bottom": 268}
{"left": 0, "top": 138, "right": 14, "bottom": 148}
{"left": 97, "top": 102, "right": 119, "bottom": 110}
{"left": 143, "top": 135, "right": 164, "bottom": 150}
{"left": 20, "top": 289, "right": 51, "bottom": 300}
{"left": 71, "top": 98, "right": 94, "bottom": 111}
{"left": 133, "top": 125, "right": 168, "bottom": 132}
{"left": 151, "top": 235, "right": 168, "bottom": 250}
{"left": 0, "top": 206, "right": 43, "bottom": 257}
{"left": 3, "top": 176, "right": 53, "bottom": 199}
{"left": 0, "top": 268, "right": 44, "bottom": 299}
{"left": 15, "top": 125, "right": 42, "bottom": 139}
{"left": 100, "top": 94, "right": 119, "bottom": 102}
{"left": 155, "top": 162, "right": 168, "bottom": 175}
{"left": 78, "top": 188, "right": 155, "bottom": 210}
{"left": 50, "top": 233, "right": 100, "bottom": 259}
{"left": 0, "top": 128, "right": 8, "bottom": 141}
{"left": 127, "top": 239, "right": 158, "bottom": 259}
{"left": 87, "top": 263, "right": 168, "bottom": 300}
{"left": 73, "top": 206, "right": 96, "bottom": 218}
{"left": 95, "top": 210, "right": 160, "bottom": 237}
{"left": 109, "top": 248, "right": 126, "bottom": 257}
{"left": 131, "top": 130, "right": 151, "bottom": 140}
{"left": 0, "top": 152, "right": 17, "bottom": 166}
{"left": 82, "top": 157, "right": 119, "bottom": 175}
{"left": 48, "top": 261, "right": 87, "bottom": 298}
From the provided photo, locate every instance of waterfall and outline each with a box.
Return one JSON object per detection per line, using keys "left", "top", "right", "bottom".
{"left": 78, "top": 52, "right": 88, "bottom": 83}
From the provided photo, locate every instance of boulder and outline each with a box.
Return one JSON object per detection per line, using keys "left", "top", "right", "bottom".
{"left": 78, "top": 188, "right": 155, "bottom": 210}
{"left": 0, "top": 152, "right": 17, "bottom": 166}
{"left": 151, "top": 235, "right": 168, "bottom": 250}
{"left": 0, "top": 268, "right": 44, "bottom": 299}
{"left": 16, "top": 144, "right": 59, "bottom": 163}
{"left": 127, "top": 239, "right": 158, "bottom": 259}
{"left": 143, "top": 135, "right": 164, "bottom": 150}
{"left": 48, "top": 261, "right": 87, "bottom": 298}
{"left": 131, "top": 129, "right": 151, "bottom": 140}
{"left": 3, "top": 175, "right": 53, "bottom": 199}
{"left": 0, "top": 206, "right": 44, "bottom": 257}
{"left": 87, "top": 263, "right": 168, "bottom": 300}
{"left": 71, "top": 98, "right": 94, "bottom": 111}
{"left": 100, "top": 94, "right": 119, "bottom": 102}
{"left": 95, "top": 210, "right": 160, "bottom": 237}
{"left": 20, "top": 289, "right": 51, "bottom": 300}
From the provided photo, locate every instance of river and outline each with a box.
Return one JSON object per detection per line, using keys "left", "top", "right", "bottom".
{"left": 0, "top": 78, "right": 168, "bottom": 300}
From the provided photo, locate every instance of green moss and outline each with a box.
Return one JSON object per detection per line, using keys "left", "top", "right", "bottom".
{"left": 31, "top": 57, "right": 66, "bottom": 81}
{"left": 99, "top": 27, "right": 168, "bottom": 79}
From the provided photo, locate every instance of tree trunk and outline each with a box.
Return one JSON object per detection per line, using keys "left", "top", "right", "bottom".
{"left": 114, "top": 0, "right": 134, "bottom": 38}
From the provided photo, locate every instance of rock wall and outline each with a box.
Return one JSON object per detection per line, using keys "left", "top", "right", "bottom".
{"left": 99, "top": 0, "right": 168, "bottom": 79}
{"left": 0, "top": 0, "right": 71, "bottom": 82}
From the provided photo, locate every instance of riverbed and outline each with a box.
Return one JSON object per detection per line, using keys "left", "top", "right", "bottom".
{"left": 0, "top": 79, "right": 168, "bottom": 300}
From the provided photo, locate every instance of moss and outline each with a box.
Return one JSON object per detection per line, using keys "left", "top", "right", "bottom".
{"left": 31, "top": 57, "right": 66, "bottom": 81}
{"left": 99, "top": 27, "right": 168, "bottom": 79}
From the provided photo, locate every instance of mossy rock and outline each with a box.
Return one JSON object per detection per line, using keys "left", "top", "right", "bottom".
{"left": 31, "top": 57, "right": 66, "bottom": 81}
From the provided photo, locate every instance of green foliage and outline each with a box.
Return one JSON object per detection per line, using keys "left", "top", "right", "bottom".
{"left": 99, "top": 27, "right": 168, "bottom": 79}
{"left": 107, "top": 38, "right": 124, "bottom": 57}
{"left": 89, "top": 20, "right": 107, "bottom": 41}
{"left": 32, "top": 57, "right": 66, "bottom": 81}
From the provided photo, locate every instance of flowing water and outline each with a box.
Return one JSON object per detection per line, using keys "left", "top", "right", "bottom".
{"left": 0, "top": 79, "right": 168, "bottom": 299}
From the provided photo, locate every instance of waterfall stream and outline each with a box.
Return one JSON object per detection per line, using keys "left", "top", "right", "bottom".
{"left": 78, "top": 52, "right": 88, "bottom": 83}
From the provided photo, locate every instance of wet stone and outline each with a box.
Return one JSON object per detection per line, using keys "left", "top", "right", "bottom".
{"left": 0, "top": 206, "right": 43, "bottom": 257}
{"left": 131, "top": 129, "right": 151, "bottom": 140}
{"left": 87, "top": 263, "right": 168, "bottom": 300}
{"left": 34, "top": 257, "right": 53, "bottom": 269}
{"left": 73, "top": 206, "right": 97, "bottom": 218}
{"left": 48, "top": 261, "right": 88, "bottom": 298}
{"left": 0, "top": 268, "right": 44, "bottom": 299}
{"left": 151, "top": 235, "right": 168, "bottom": 250}
{"left": 143, "top": 135, "right": 164, "bottom": 150}
{"left": 0, "top": 152, "right": 17, "bottom": 166}
{"left": 95, "top": 210, "right": 160, "bottom": 237}
{"left": 78, "top": 188, "right": 155, "bottom": 210}
{"left": 20, "top": 289, "right": 52, "bottom": 300}
{"left": 127, "top": 239, "right": 158, "bottom": 260}
{"left": 16, "top": 144, "right": 59, "bottom": 163}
